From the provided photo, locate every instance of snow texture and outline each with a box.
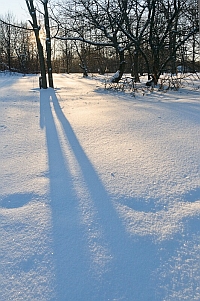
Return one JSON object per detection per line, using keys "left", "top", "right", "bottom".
{"left": 0, "top": 73, "right": 200, "bottom": 301}
{"left": 110, "top": 70, "right": 120, "bottom": 81}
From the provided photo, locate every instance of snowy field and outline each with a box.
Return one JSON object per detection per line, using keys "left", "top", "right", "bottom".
{"left": 0, "top": 72, "right": 200, "bottom": 301}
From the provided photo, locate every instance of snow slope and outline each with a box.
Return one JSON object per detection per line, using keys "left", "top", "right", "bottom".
{"left": 0, "top": 73, "right": 200, "bottom": 301}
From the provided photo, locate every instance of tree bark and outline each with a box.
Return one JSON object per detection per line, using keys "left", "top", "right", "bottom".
{"left": 133, "top": 47, "right": 140, "bottom": 82}
{"left": 26, "top": 0, "right": 47, "bottom": 89}
{"left": 43, "top": 0, "right": 54, "bottom": 88}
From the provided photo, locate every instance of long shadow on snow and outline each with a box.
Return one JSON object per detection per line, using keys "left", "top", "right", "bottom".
{"left": 40, "top": 89, "right": 94, "bottom": 300}
{"left": 40, "top": 88, "right": 159, "bottom": 301}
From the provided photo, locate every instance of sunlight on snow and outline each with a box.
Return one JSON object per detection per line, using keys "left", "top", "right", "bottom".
{"left": 50, "top": 97, "right": 113, "bottom": 275}
{"left": 0, "top": 73, "right": 200, "bottom": 301}
{"left": 116, "top": 201, "right": 200, "bottom": 240}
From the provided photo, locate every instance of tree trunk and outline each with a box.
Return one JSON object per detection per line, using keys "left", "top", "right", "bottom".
{"left": 118, "top": 50, "right": 126, "bottom": 79}
{"left": 133, "top": 46, "right": 140, "bottom": 82}
{"left": 74, "top": 42, "right": 88, "bottom": 77}
{"left": 26, "top": 0, "right": 47, "bottom": 89}
{"left": 35, "top": 30, "right": 47, "bottom": 88}
{"left": 43, "top": 0, "right": 54, "bottom": 88}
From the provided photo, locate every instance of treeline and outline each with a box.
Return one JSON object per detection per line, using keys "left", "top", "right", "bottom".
{"left": 0, "top": 0, "right": 199, "bottom": 83}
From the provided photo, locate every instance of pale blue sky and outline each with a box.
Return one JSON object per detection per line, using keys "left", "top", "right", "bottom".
{"left": 0, "top": 0, "right": 29, "bottom": 21}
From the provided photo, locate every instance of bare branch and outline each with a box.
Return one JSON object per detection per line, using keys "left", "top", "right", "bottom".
{"left": 0, "top": 18, "right": 33, "bottom": 31}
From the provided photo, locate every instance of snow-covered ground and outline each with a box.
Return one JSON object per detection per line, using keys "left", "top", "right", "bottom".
{"left": 0, "top": 73, "right": 200, "bottom": 301}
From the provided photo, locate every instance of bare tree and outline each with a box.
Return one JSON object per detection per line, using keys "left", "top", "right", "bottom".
{"left": 0, "top": 16, "right": 42, "bottom": 73}
{"left": 0, "top": 14, "right": 15, "bottom": 71}
{"left": 26, "top": 0, "right": 47, "bottom": 88}
{"left": 53, "top": 0, "right": 199, "bottom": 82}
{"left": 1, "top": 0, "right": 198, "bottom": 80}
{"left": 54, "top": 0, "right": 134, "bottom": 81}
{"left": 146, "top": 0, "right": 199, "bottom": 82}
{"left": 42, "top": 0, "right": 54, "bottom": 87}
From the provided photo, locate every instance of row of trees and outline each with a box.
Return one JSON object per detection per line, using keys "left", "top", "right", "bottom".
{"left": 0, "top": 15, "right": 35, "bottom": 73}
{"left": 55, "top": 0, "right": 200, "bottom": 83}
{"left": 0, "top": 0, "right": 199, "bottom": 87}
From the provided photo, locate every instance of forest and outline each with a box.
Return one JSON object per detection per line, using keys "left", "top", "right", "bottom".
{"left": 0, "top": 0, "right": 199, "bottom": 87}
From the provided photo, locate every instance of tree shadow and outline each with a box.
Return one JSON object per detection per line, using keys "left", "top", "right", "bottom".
{"left": 40, "top": 89, "right": 93, "bottom": 300}
{"left": 40, "top": 88, "right": 160, "bottom": 300}
{"left": 40, "top": 86, "right": 200, "bottom": 300}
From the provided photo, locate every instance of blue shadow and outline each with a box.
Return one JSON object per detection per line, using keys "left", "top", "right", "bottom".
{"left": 40, "top": 88, "right": 161, "bottom": 301}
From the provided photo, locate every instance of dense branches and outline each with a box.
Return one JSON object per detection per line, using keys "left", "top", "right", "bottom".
{"left": 0, "top": 0, "right": 199, "bottom": 83}
{"left": 54, "top": 0, "right": 200, "bottom": 82}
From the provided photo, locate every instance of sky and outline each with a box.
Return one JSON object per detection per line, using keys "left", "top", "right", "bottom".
{"left": 0, "top": 0, "right": 29, "bottom": 21}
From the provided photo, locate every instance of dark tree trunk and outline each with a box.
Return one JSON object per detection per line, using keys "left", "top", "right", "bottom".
{"left": 43, "top": 0, "right": 54, "bottom": 88}
{"left": 74, "top": 42, "right": 88, "bottom": 77}
{"left": 133, "top": 47, "right": 140, "bottom": 82}
{"left": 26, "top": 0, "right": 47, "bottom": 89}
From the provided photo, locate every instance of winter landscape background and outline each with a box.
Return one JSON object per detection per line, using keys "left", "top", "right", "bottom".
{"left": 0, "top": 73, "right": 200, "bottom": 300}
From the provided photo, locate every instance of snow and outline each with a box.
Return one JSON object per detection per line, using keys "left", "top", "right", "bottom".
{"left": 0, "top": 72, "right": 200, "bottom": 300}
{"left": 110, "top": 70, "right": 120, "bottom": 82}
